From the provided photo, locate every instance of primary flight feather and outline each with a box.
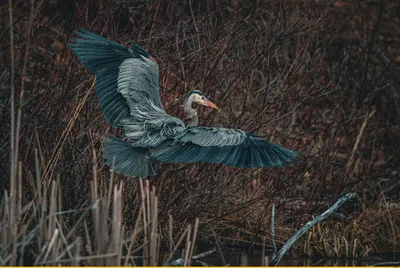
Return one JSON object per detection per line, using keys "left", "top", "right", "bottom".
{"left": 69, "top": 28, "right": 300, "bottom": 178}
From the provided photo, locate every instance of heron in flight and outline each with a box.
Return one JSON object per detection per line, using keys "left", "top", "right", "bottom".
{"left": 69, "top": 28, "right": 299, "bottom": 178}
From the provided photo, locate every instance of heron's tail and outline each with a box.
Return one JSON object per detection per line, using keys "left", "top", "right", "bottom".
{"left": 102, "top": 136, "right": 156, "bottom": 178}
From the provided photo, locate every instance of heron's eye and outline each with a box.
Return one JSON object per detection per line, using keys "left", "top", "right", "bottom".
{"left": 201, "top": 96, "right": 205, "bottom": 100}
{"left": 192, "top": 102, "right": 199, "bottom": 109}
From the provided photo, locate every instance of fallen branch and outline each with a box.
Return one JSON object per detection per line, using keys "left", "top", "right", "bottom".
{"left": 169, "top": 248, "right": 216, "bottom": 266}
{"left": 374, "top": 261, "right": 400, "bottom": 266}
{"left": 269, "top": 192, "right": 357, "bottom": 266}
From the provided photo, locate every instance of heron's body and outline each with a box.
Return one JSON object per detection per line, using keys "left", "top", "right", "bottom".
{"left": 69, "top": 28, "right": 300, "bottom": 178}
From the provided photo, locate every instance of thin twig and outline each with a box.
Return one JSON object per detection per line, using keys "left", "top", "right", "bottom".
{"left": 188, "top": 218, "right": 199, "bottom": 262}
{"left": 346, "top": 108, "right": 376, "bottom": 173}
{"left": 212, "top": 229, "right": 227, "bottom": 266}
{"left": 164, "top": 225, "right": 191, "bottom": 265}
{"left": 8, "top": 0, "right": 16, "bottom": 265}
{"left": 271, "top": 203, "right": 277, "bottom": 254}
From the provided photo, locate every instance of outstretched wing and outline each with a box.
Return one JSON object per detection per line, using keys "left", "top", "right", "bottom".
{"left": 151, "top": 127, "right": 300, "bottom": 168}
{"left": 69, "top": 28, "right": 163, "bottom": 127}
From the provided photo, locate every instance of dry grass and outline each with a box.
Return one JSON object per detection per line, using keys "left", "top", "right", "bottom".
{"left": 0, "top": 148, "right": 199, "bottom": 265}
{"left": 304, "top": 193, "right": 400, "bottom": 258}
{"left": 1, "top": 0, "right": 400, "bottom": 263}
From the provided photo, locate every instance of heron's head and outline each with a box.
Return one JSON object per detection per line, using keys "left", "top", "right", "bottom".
{"left": 183, "top": 90, "right": 219, "bottom": 110}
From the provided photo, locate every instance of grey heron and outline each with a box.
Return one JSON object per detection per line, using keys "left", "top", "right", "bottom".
{"left": 69, "top": 28, "right": 300, "bottom": 178}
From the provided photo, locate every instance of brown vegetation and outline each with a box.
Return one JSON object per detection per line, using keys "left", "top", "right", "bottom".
{"left": 1, "top": 0, "right": 400, "bottom": 265}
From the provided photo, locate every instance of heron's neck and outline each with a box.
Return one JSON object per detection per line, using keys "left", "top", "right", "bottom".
{"left": 183, "top": 96, "right": 199, "bottom": 127}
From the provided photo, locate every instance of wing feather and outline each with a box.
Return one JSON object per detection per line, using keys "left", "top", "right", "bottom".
{"left": 68, "top": 28, "right": 133, "bottom": 126}
{"left": 117, "top": 56, "right": 163, "bottom": 112}
{"left": 152, "top": 127, "right": 299, "bottom": 168}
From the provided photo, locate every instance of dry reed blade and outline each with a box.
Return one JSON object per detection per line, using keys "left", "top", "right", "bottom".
{"left": 41, "top": 228, "right": 59, "bottom": 264}
{"left": 13, "top": 1, "right": 34, "bottom": 218}
{"left": 150, "top": 191, "right": 158, "bottom": 266}
{"left": 346, "top": 107, "right": 376, "bottom": 173}
{"left": 84, "top": 221, "right": 93, "bottom": 257}
{"left": 17, "top": 162, "right": 22, "bottom": 228}
{"left": 7, "top": 1, "right": 17, "bottom": 264}
{"left": 34, "top": 129, "right": 46, "bottom": 170}
{"left": 183, "top": 241, "right": 191, "bottom": 266}
{"left": 54, "top": 218, "right": 73, "bottom": 261}
{"left": 146, "top": 180, "right": 151, "bottom": 227}
{"left": 169, "top": 214, "right": 174, "bottom": 250}
{"left": 164, "top": 225, "right": 191, "bottom": 265}
{"left": 34, "top": 149, "right": 41, "bottom": 204}
{"left": 183, "top": 223, "right": 192, "bottom": 266}
{"left": 107, "top": 183, "right": 124, "bottom": 266}
{"left": 90, "top": 149, "right": 109, "bottom": 265}
{"left": 139, "top": 179, "right": 149, "bottom": 265}
{"left": 72, "top": 237, "right": 81, "bottom": 266}
{"left": 124, "top": 208, "right": 143, "bottom": 266}
{"left": 47, "top": 180, "right": 57, "bottom": 241}
{"left": 188, "top": 217, "right": 199, "bottom": 263}
{"left": 150, "top": 232, "right": 158, "bottom": 266}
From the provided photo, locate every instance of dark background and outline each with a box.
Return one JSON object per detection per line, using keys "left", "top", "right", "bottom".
{"left": 1, "top": 0, "right": 400, "bottom": 258}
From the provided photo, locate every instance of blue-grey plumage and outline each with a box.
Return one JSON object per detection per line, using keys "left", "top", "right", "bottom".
{"left": 69, "top": 28, "right": 300, "bottom": 178}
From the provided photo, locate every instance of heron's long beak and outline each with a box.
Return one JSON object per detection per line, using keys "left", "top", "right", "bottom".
{"left": 203, "top": 98, "right": 219, "bottom": 110}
